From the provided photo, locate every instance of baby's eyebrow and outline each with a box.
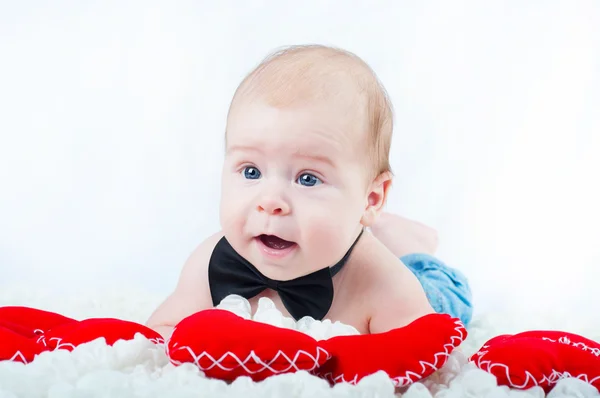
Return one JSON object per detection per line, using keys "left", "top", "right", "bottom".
{"left": 292, "top": 151, "right": 335, "bottom": 168}
{"left": 226, "top": 145, "right": 262, "bottom": 155}
{"left": 226, "top": 145, "right": 335, "bottom": 167}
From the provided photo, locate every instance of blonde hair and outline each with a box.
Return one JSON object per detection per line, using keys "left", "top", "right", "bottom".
{"left": 227, "top": 44, "right": 394, "bottom": 178}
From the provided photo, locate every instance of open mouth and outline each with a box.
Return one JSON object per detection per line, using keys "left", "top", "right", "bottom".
{"left": 258, "top": 234, "right": 296, "bottom": 250}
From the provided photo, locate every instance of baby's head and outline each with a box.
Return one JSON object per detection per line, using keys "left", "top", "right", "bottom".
{"left": 220, "top": 45, "right": 394, "bottom": 280}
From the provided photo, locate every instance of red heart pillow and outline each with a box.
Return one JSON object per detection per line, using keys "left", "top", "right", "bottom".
{"left": 0, "top": 306, "right": 79, "bottom": 363}
{"left": 471, "top": 330, "right": 600, "bottom": 392}
{"left": 315, "top": 314, "right": 467, "bottom": 387}
{"left": 0, "top": 326, "right": 46, "bottom": 363}
{"left": 167, "top": 309, "right": 330, "bottom": 382}
{"left": 0, "top": 306, "right": 77, "bottom": 338}
{"left": 0, "top": 306, "right": 163, "bottom": 363}
{"left": 42, "top": 318, "right": 163, "bottom": 351}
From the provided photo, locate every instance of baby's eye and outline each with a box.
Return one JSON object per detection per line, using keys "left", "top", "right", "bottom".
{"left": 242, "top": 166, "right": 261, "bottom": 180}
{"left": 296, "top": 173, "right": 322, "bottom": 187}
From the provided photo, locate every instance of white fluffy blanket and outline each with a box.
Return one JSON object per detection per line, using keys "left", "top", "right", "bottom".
{"left": 0, "top": 288, "right": 598, "bottom": 398}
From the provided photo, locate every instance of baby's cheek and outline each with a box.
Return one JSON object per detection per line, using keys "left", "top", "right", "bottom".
{"left": 305, "top": 212, "right": 350, "bottom": 262}
{"left": 219, "top": 189, "right": 243, "bottom": 231}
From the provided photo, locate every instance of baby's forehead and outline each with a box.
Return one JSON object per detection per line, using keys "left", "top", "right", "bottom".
{"left": 232, "top": 46, "right": 375, "bottom": 112}
{"left": 225, "top": 46, "right": 384, "bottom": 166}
{"left": 227, "top": 99, "right": 368, "bottom": 150}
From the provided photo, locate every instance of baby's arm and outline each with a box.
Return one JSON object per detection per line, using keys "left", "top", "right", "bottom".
{"left": 146, "top": 232, "right": 223, "bottom": 339}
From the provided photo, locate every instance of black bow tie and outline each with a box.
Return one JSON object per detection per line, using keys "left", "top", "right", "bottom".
{"left": 208, "top": 229, "right": 364, "bottom": 321}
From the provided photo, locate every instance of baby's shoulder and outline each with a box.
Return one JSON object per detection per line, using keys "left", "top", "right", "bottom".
{"left": 193, "top": 230, "right": 223, "bottom": 266}
{"left": 350, "top": 235, "right": 435, "bottom": 332}
{"left": 348, "top": 232, "right": 409, "bottom": 285}
{"left": 348, "top": 234, "right": 424, "bottom": 304}
{"left": 176, "top": 231, "right": 224, "bottom": 288}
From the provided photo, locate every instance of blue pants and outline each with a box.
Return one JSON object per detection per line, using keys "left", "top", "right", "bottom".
{"left": 400, "top": 253, "right": 473, "bottom": 326}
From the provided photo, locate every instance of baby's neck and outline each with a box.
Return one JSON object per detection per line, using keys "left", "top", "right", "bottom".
{"left": 332, "top": 230, "right": 380, "bottom": 284}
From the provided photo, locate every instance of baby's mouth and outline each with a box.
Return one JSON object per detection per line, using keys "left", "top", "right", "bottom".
{"left": 258, "top": 234, "right": 296, "bottom": 250}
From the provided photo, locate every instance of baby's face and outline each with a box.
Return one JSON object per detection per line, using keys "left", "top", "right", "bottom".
{"left": 220, "top": 99, "right": 371, "bottom": 281}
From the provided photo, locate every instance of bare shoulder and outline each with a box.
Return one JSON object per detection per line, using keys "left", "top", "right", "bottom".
{"left": 358, "top": 234, "right": 434, "bottom": 334}
{"left": 145, "top": 230, "right": 223, "bottom": 331}
{"left": 175, "top": 230, "right": 224, "bottom": 296}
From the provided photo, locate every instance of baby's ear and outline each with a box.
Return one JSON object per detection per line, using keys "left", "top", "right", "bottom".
{"left": 361, "top": 171, "right": 392, "bottom": 227}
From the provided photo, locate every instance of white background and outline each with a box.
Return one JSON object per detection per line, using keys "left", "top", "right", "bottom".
{"left": 1, "top": 1, "right": 598, "bottom": 317}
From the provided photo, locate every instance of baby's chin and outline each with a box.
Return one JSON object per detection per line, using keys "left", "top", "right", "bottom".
{"left": 251, "top": 246, "right": 302, "bottom": 281}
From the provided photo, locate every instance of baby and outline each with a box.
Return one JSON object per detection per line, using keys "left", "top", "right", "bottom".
{"left": 146, "top": 45, "right": 472, "bottom": 339}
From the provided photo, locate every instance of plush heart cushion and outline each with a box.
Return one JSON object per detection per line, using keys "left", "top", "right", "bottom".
{"left": 314, "top": 313, "right": 467, "bottom": 387}
{"left": 0, "top": 306, "right": 79, "bottom": 363}
{"left": 167, "top": 309, "right": 330, "bottom": 381}
{"left": 471, "top": 330, "right": 600, "bottom": 392}
{"left": 0, "top": 306, "right": 163, "bottom": 363}
{"left": 42, "top": 318, "right": 163, "bottom": 350}
{"left": 0, "top": 306, "right": 77, "bottom": 338}
{"left": 0, "top": 326, "right": 45, "bottom": 363}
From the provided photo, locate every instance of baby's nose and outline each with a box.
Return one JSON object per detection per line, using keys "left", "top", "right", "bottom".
{"left": 257, "top": 197, "right": 290, "bottom": 215}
